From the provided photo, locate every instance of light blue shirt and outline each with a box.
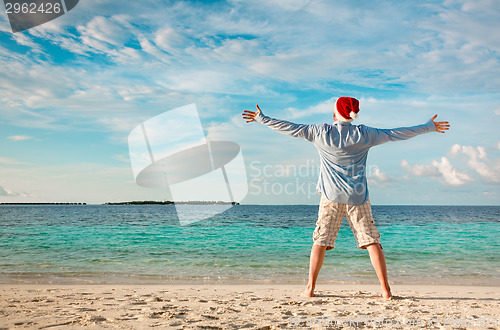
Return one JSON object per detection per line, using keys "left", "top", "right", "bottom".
{"left": 255, "top": 111, "right": 436, "bottom": 205}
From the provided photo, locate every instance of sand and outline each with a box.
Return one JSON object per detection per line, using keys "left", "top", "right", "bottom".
{"left": 0, "top": 283, "right": 498, "bottom": 329}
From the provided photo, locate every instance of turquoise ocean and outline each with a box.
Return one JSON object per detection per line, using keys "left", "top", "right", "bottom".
{"left": 0, "top": 205, "right": 498, "bottom": 285}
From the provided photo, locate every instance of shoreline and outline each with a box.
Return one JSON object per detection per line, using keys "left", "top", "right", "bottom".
{"left": 1, "top": 283, "right": 499, "bottom": 329}
{"left": 1, "top": 281, "right": 499, "bottom": 287}
{"left": 2, "top": 282, "right": 500, "bottom": 290}
{"left": 2, "top": 276, "right": 499, "bottom": 287}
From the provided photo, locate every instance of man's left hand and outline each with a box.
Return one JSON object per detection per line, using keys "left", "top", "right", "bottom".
{"left": 431, "top": 115, "right": 450, "bottom": 133}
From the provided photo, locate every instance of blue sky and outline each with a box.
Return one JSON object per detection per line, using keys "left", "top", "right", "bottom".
{"left": 0, "top": 0, "right": 499, "bottom": 205}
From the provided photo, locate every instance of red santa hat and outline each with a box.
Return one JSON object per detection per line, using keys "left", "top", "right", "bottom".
{"left": 334, "top": 97, "right": 360, "bottom": 122}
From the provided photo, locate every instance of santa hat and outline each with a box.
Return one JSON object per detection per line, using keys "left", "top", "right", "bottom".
{"left": 334, "top": 97, "right": 360, "bottom": 122}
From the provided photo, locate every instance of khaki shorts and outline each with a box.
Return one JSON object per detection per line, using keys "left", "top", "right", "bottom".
{"left": 312, "top": 194, "right": 381, "bottom": 250}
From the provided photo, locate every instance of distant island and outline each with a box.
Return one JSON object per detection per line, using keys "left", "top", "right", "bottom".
{"left": 0, "top": 201, "right": 241, "bottom": 206}
{"left": 0, "top": 202, "right": 87, "bottom": 205}
{"left": 103, "top": 201, "right": 240, "bottom": 205}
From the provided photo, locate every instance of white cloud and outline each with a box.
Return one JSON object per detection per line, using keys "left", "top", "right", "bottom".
{"left": 432, "top": 157, "right": 474, "bottom": 186}
{"left": 8, "top": 135, "right": 33, "bottom": 141}
{"left": 403, "top": 142, "right": 500, "bottom": 186}
{"left": 449, "top": 143, "right": 500, "bottom": 183}
{"left": 11, "top": 33, "right": 44, "bottom": 53}
{"left": 0, "top": 53, "right": 80, "bottom": 113}
{"left": 154, "top": 27, "right": 185, "bottom": 53}
{"left": 0, "top": 185, "right": 24, "bottom": 197}
{"left": 371, "top": 167, "right": 389, "bottom": 181}
{"left": 112, "top": 154, "right": 131, "bottom": 164}
{"left": 367, "top": 167, "right": 394, "bottom": 188}
{"left": 117, "top": 85, "right": 158, "bottom": 102}
{"left": 401, "top": 159, "right": 441, "bottom": 177}
{"left": 0, "top": 157, "right": 29, "bottom": 165}
{"left": 257, "top": 0, "right": 310, "bottom": 12}
{"left": 78, "top": 15, "right": 132, "bottom": 48}
{"left": 438, "top": 0, "right": 500, "bottom": 52}
{"left": 2, "top": 1, "right": 499, "bottom": 127}
{"left": 402, "top": 157, "right": 473, "bottom": 186}
{"left": 408, "top": 0, "right": 500, "bottom": 93}
{"left": 287, "top": 97, "right": 335, "bottom": 119}
{"left": 139, "top": 37, "right": 169, "bottom": 61}
{"left": 4, "top": 0, "right": 499, "bottom": 95}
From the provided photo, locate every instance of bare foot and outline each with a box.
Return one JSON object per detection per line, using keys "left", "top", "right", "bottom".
{"left": 382, "top": 291, "right": 392, "bottom": 300}
{"left": 301, "top": 288, "right": 314, "bottom": 297}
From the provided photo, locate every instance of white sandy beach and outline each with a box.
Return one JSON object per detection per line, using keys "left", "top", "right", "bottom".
{"left": 0, "top": 283, "right": 498, "bottom": 329}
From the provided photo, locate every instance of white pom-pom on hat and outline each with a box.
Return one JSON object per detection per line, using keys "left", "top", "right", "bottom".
{"left": 349, "top": 111, "right": 358, "bottom": 119}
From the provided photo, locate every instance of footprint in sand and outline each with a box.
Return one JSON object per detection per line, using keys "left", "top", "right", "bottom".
{"left": 130, "top": 300, "right": 148, "bottom": 305}
{"left": 146, "top": 297, "right": 163, "bottom": 302}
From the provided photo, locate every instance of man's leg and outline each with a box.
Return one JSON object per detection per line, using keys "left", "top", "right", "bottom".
{"left": 346, "top": 199, "right": 391, "bottom": 299}
{"left": 304, "top": 195, "right": 344, "bottom": 297}
{"left": 302, "top": 245, "right": 327, "bottom": 297}
{"left": 366, "top": 243, "right": 392, "bottom": 299}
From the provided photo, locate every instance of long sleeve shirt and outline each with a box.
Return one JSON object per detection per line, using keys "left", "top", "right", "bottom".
{"left": 254, "top": 111, "right": 436, "bottom": 205}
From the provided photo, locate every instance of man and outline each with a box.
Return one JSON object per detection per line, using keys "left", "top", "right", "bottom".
{"left": 242, "top": 97, "right": 450, "bottom": 299}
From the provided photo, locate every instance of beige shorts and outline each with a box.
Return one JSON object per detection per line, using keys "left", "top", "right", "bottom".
{"left": 312, "top": 194, "right": 381, "bottom": 250}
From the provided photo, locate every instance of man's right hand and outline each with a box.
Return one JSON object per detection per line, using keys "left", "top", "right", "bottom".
{"left": 431, "top": 115, "right": 450, "bottom": 133}
{"left": 242, "top": 104, "right": 262, "bottom": 123}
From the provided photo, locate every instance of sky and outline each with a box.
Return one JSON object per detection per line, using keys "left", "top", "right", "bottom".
{"left": 0, "top": 0, "right": 499, "bottom": 205}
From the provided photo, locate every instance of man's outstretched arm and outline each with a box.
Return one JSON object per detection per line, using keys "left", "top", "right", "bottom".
{"left": 366, "top": 115, "right": 450, "bottom": 147}
{"left": 242, "top": 104, "right": 318, "bottom": 142}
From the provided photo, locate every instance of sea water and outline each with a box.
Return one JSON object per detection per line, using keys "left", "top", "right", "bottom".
{"left": 0, "top": 205, "right": 498, "bottom": 285}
